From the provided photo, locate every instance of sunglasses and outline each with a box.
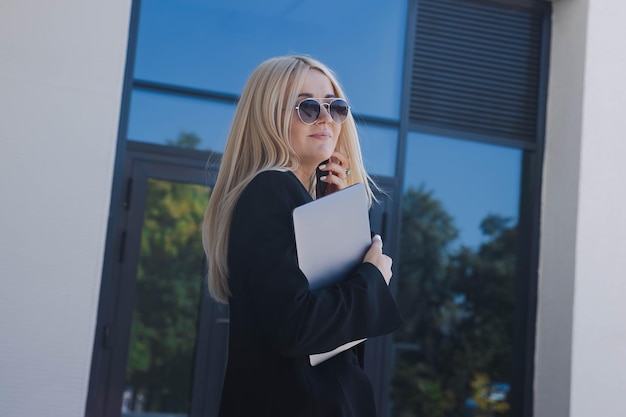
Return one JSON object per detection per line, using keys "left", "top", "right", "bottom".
{"left": 294, "top": 98, "right": 350, "bottom": 125}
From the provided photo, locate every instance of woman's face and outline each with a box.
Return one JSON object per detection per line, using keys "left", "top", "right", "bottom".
{"left": 290, "top": 69, "right": 342, "bottom": 178}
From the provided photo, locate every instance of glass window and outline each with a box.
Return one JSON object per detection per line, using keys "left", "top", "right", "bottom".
{"left": 127, "top": 89, "right": 236, "bottom": 152}
{"left": 357, "top": 123, "right": 398, "bottom": 177}
{"left": 122, "top": 179, "right": 209, "bottom": 416}
{"left": 391, "top": 133, "right": 522, "bottom": 417}
{"left": 134, "top": 0, "right": 406, "bottom": 119}
{"left": 403, "top": 134, "right": 521, "bottom": 248}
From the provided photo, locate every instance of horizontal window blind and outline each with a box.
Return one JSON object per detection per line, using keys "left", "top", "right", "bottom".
{"left": 409, "top": 0, "right": 548, "bottom": 142}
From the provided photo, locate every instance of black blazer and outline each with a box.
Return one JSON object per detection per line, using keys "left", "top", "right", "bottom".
{"left": 219, "top": 170, "right": 403, "bottom": 417}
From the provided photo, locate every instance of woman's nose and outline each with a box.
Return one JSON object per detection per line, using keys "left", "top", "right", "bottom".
{"left": 317, "top": 103, "right": 333, "bottom": 123}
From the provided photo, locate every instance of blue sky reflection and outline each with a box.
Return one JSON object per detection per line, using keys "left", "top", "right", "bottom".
{"left": 134, "top": 0, "right": 406, "bottom": 119}
{"left": 405, "top": 133, "right": 522, "bottom": 248}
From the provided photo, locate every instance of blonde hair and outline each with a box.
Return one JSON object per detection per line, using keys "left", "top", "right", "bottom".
{"left": 203, "top": 55, "right": 377, "bottom": 303}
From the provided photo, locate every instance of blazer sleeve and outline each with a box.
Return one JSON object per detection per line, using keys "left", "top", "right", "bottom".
{"left": 228, "top": 171, "right": 403, "bottom": 357}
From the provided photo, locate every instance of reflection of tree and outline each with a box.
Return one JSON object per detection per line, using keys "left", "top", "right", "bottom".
{"left": 392, "top": 187, "right": 516, "bottom": 417}
{"left": 166, "top": 130, "right": 202, "bottom": 149}
{"left": 125, "top": 132, "right": 211, "bottom": 412}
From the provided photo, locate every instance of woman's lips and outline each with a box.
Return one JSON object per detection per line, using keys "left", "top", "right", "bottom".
{"left": 310, "top": 131, "right": 331, "bottom": 140}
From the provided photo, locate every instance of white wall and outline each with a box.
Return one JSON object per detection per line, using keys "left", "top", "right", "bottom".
{"left": 538, "top": 0, "right": 626, "bottom": 416}
{"left": 570, "top": 0, "right": 626, "bottom": 415}
{"left": 0, "top": 1, "right": 132, "bottom": 416}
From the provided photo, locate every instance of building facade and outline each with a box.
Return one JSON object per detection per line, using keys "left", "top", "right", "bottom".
{"left": 1, "top": 1, "right": 625, "bottom": 417}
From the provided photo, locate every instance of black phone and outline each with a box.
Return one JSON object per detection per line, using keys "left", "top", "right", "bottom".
{"left": 315, "top": 159, "right": 329, "bottom": 198}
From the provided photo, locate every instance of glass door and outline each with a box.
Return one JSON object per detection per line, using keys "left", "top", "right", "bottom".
{"left": 90, "top": 147, "right": 228, "bottom": 417}
{"left": 121, "top": 177, "right": 207, "bottom": 416}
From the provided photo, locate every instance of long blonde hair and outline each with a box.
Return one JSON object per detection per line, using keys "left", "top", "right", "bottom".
{"left": 203, "top": 55, "right": 376, "bottom": 303}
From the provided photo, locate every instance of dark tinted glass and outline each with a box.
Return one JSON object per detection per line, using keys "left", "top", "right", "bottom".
{"left": 329, "top": 100, "right": 350, "bottom": 122}
{"left": 296, "top": 99, "right": 350, "bottom": 124}
{"left": 391, "top": 133, "right": 522, "bottom": 417}
{"left": 297, "top": 99, "right": 320, "bottom": 124}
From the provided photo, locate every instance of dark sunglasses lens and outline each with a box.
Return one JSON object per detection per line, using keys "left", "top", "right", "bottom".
{"left": 329, "top": 99, "right": 349, "bottom": 123}
{"left": 298, "top": 99, "right": 321, "bottom": 124}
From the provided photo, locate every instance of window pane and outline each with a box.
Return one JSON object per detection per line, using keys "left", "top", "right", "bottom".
{"left": 391, "top": 133, "right": 522, "bottom": 417}
{"left": 127, "top": 89, "right": 235, "bottom": 152}
{"left": 357, "top": 123, "right": 398, "bottom": 177}
{"left": 122, "top": 179, "right": 209, "bottom": 416}
{"left": 134, "top": 0, "right": 406, "bottom": 119}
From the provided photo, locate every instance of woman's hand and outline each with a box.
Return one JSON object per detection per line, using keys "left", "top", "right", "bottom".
{"left": 317, "top": 151, "right": 351, "bottom": 196}
{"left": 363, "top": 235, "right": 392, "bottom": 285}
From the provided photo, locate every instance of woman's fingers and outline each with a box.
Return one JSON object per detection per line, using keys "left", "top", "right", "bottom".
{"left": 318, "top": 151, "right": 351, "bottom": 193}
{"left": 331, "top": 152, "right": 351, "bottom": 179}
{"left": 362, "top": 235, "right": 392, "bottom": 285}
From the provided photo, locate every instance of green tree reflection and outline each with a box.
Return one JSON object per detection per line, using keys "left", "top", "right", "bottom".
{"left": 125, "top": 132, "right": 211, "bottom": 412}
{"left": 392, "top": 187, "right": 515, "bottom": 417}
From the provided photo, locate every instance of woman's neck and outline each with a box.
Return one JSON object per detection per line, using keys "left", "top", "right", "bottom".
{"left": 293, "top": 166, "right": 315, "bottom": 188}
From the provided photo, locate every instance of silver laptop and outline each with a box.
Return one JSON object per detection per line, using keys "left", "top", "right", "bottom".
{"left": 292, "top": 182, "right": 371, "bottom": 365}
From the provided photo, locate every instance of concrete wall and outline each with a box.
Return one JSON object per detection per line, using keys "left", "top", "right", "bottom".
{"left": 537, "top": 0, "right": 626, "bottom": 416}
{"left": 0, "top": 1, "right": 132, "bottom": 416}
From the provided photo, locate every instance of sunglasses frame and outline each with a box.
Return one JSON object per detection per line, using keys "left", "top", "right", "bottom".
{"left": 294, "top": 98, "right": 351, "bottom": 125}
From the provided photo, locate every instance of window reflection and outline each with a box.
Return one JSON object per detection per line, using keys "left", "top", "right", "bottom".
{"left": 122, "top": 179, "right": 209, "bottom": 416}
{"left": 356, "top": 123, "right": 398, "bottom": 177}
{"left": 134, "top": 0, "right": 406, "bottom": 119}
{"left": 127, "top": 89, "right": 235, "bottom": 152}
{"left": 403, "top": 134, "right": 521, "bottom": 248}
{"left": 391, "top": 134, "right": 522, "bottom": 417}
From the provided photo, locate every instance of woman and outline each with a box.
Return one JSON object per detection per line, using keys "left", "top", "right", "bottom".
{"left": 202, "top": 55, "right": 402, "bottom": 417}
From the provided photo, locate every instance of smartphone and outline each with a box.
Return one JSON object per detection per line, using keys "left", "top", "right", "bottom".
{"left": 315, "top": 159, "right": 329, "bottom": 198}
